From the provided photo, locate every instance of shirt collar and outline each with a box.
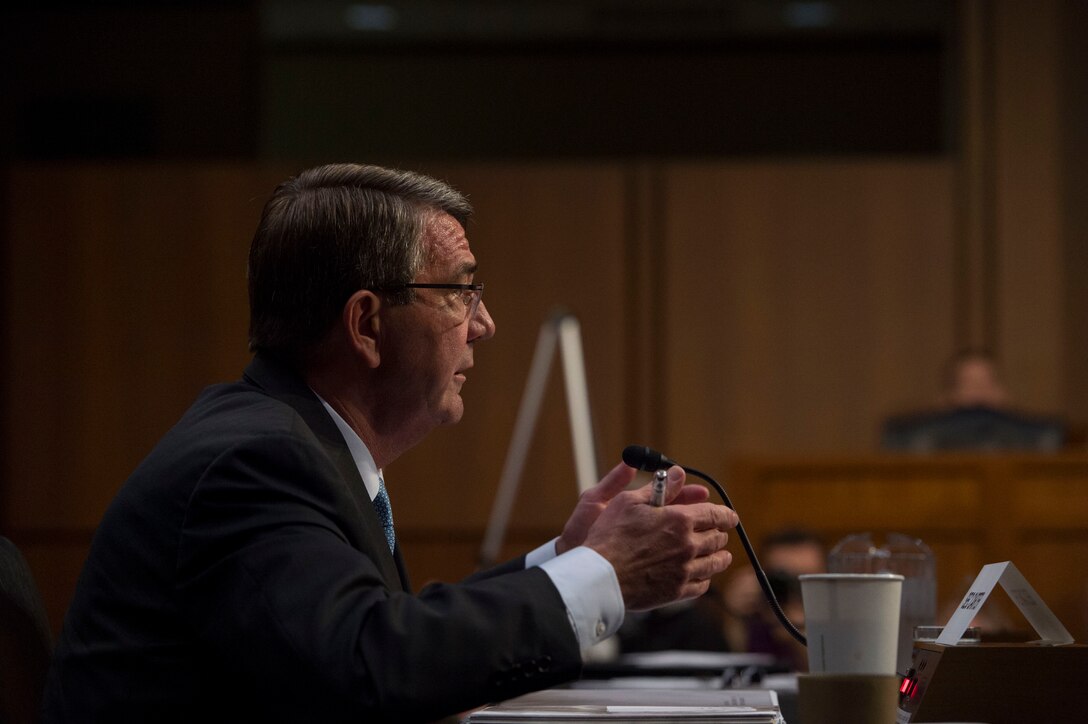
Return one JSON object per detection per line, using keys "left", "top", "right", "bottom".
{"left": 314, "top": 393, "right": 382, "bottom": 501}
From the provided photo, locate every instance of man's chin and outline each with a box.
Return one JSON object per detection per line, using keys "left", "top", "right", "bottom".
{"left": 438, "top": 397, "right": 465, "bottom": 425}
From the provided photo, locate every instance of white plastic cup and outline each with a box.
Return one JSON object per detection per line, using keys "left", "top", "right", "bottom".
{"left": 800, "top": 572, "right": 904, "bottom": 675}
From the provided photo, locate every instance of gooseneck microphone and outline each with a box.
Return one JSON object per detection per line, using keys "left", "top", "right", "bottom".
{"left": 621, "top": 445, "right": 678, "bottom": 472}
{"left": 621, "top": 444, "right": 807, "bottom": 647}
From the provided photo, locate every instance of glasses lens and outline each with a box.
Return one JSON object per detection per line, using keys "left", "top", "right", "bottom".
{"left": 396, "top": 283, "right": 482, "bottom": 321}
{"left": 466, "top": 288, "right": 483, "bottom": 322}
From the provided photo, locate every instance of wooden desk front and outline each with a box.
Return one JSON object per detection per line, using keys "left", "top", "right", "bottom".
{"left": 725, "top": 453, "right": 1088, "bottom": 642}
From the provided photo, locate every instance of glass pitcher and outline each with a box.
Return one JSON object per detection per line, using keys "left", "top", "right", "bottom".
{"left": 827, "top": 532, "right": 936, "bottom": 674}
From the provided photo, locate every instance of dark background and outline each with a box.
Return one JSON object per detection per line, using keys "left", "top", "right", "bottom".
{"left": 0, "top": 0, "right": 954, "bottom": 163}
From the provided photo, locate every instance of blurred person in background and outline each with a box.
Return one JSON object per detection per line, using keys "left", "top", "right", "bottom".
{"left": 720, "top": 528, "right": 825, "bottom": 671}
{"left": 881, "top": 348, "right": 1066, "bottom": 452}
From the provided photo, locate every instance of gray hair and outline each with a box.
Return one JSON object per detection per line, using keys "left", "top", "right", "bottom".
{"left": 247, "top": 163, "right": 472, "bottom": 366}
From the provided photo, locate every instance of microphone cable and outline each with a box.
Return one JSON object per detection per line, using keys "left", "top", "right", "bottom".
{"left": 623, "top": 445, "right": 807, "bottom": 647}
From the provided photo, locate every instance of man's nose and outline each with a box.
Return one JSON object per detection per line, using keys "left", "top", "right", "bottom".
{"left": 470, "top": 300, "right": 496, "bottom": 341}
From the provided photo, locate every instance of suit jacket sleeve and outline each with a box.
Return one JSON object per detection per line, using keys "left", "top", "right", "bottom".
{"left": 175, "top": 428, "right": 582, "bottom": 723}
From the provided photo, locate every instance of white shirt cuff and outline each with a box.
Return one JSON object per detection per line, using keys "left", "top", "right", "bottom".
{"left": 537, "top": 546, "right": 625, "bottom": 652}
{"left": 525, "top": 537, "right": 559, "bottom": 568}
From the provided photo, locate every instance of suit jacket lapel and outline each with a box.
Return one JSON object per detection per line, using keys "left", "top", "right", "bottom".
{"left": 393, "top": 544, "right": 411, "bottom": 592}
{"left": 242, "top": 354, "right": 405, "bottom": 592}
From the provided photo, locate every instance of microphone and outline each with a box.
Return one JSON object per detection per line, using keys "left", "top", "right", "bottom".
{"left": 623, "top": 444, "right": 807, "bottom": 647}
{"left": 621, "top": 445, "right": 678, "bottom": 472}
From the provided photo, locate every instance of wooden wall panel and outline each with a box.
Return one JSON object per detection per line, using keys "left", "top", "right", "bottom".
{"left": 1018, "top": 538, "right": 1088, "bottom": 640}
{"left": 4, "top": 165, "right": 280, "bottom": 529}
{"left": 657, "top": 160, "right": 957, "bottom": 467}
{"left": 727, "top": 454, "right": 1088, "bottom": 643}
{"left": 386, "top": 164, "right": 633, "bottom": 581}
{"left": 993, "top": 0, "right": 1066, "bottom": 410}
{"left": 3, "top": 164, "right": 291, "bottom": 628}
{"left": 4, "top": 155, "right": 1083, "bottom": 641}
{"left": 1, "top": 162, "right": 633, "bottom": 626}
{"left": 1059, "top": 0, "right": 1088, "bottom": 423}
{"left": 958, "top": 0, "right": 1088, "bottom": 428}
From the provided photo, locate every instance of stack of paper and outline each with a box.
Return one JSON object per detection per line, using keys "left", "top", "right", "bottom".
{"left": 462, "top": 687, "right": 783, "bottom": 723}
{"left": 579, "top": 650, "right": 780, "bottom": 690}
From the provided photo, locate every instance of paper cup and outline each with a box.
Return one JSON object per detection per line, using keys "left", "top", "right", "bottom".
{"left": 798, "top": 674, "right": 901, "bottom": 724}
{"left": 800, "top": 572, "right": 904, "bottom": 675}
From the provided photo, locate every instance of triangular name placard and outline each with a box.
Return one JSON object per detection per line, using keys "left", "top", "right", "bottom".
{"left": 937, "top": 561, "right": 1074, "bottom": 646}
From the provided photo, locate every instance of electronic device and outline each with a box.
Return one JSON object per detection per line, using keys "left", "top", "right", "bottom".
{"left": 896, "top": 641, "right": 1088, "bottom": 723}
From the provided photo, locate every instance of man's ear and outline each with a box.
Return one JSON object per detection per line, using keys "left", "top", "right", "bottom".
{"left": 343, "top": 289, "right": 383, "bottom": 367}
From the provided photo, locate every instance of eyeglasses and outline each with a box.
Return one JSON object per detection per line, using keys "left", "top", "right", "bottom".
{"left": 400, "top": 282, "right": 485, "bottom": 322}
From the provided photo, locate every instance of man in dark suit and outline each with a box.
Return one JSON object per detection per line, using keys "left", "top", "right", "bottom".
{"left": 42, "top": 163, "right": 738, "bottom": 723}
{"left": 881, "top": 349, "right": 1066, "bottom": 452}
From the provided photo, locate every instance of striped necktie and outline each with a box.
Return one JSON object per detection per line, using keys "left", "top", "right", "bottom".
{"left": 372, "top": 478, "right": 396, "bottom": 553}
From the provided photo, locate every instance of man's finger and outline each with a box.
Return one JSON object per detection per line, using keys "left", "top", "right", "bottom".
{"left": 689, "top": 549, "right": 734, "bottom": 580}
{"left": 662, "top": 465, "right": 686, "bottom": 502}
{"left": 671, "top": 484, "right": 710, "bottom": 506}
{"left": 583, "top": 461, "right": 637, "bottom": 503}
{"left": 691, "top": 529, "right": 730, "bottom": 557}
{"left": 690, "top": 503, "right": 739, "bottom": 531}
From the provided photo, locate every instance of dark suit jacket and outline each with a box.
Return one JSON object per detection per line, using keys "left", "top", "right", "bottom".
{"left": 880, "top": 405, "right": 1065, "bottom": 452}
{"left": 42, "top": 354, "right": 582, "bottom": 723}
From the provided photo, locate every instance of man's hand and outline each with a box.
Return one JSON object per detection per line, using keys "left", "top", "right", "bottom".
{"left": 579, "top": 464, "right": 739, "bottom": 611}
{"left": 556, "top": 462, "right": 711, "bottom": 555}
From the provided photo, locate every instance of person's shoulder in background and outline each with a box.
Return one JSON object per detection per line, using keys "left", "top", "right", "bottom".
{"left": 881, "top": 405, "right": 1067, "bottom": 452}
